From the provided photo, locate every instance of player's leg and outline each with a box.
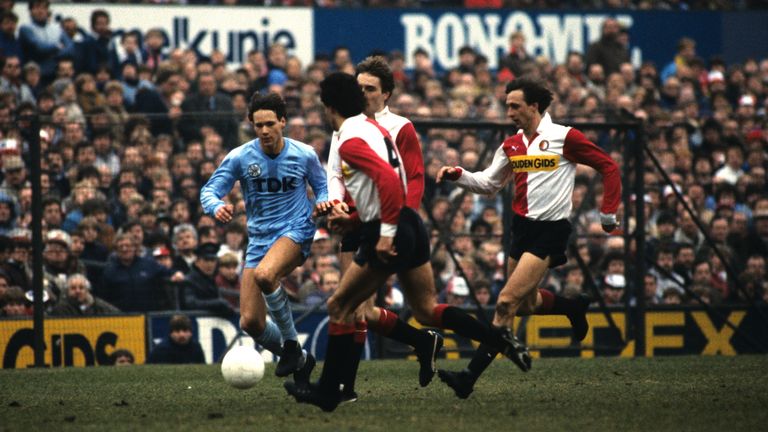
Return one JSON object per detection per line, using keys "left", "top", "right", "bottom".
{"left": 513, "top": 264, "right": 591, "bottom": 341}
{"left": 253, "top": 237, "right": 307, "bottom": 377}
{"left": 239, "top": 267, "right": 283, "bottom": 355}
{"left": 286, "top": 262, "right": 389, "bottom": 411}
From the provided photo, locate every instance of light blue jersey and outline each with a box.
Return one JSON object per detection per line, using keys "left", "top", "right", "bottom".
{"left": 201, "top": 137, "right": 328, "bottom": 267}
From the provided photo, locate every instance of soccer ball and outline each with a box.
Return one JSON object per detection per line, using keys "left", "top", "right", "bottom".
{"left": 221, "top": 346, "right": 265, "bottom": 389}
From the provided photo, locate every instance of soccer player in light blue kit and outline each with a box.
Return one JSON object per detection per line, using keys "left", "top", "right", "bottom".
{"left": 201, "top": 92, "right": 328, "bottom": 379}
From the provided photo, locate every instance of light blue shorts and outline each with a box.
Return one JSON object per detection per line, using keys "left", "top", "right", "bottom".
{"left": 244, "top": 224, "right": 316, "bottom": 269}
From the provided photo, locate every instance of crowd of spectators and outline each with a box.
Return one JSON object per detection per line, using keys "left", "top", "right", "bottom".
{"left": 0, "top": 1, "right": 766, "bottom": 319}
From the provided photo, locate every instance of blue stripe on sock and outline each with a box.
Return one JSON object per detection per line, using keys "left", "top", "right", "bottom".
{"left": 256, "top": 320, "right": 283, "bottom": 355}
{"left": 264, "top": 286, "right": 298, "bottom": 343}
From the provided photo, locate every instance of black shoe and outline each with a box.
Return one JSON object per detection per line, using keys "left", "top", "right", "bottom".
{"left": 293, "top": 353, "right": 315, "bottom": 387}
{"left": 340, "top": 388, "right": 358, "bottom": 404}
{"left": 497, "top": 327, "right": 531, "bottom": 372}
{"left": 415, "top": 330, "right": 444, "bottom": 387}
{"left": 275, "top": 340, "right": 305, "bottom": 377}
{"left": 284, "top": 380, "right": 340, "bottom": 412}
{"left": 567, "top": 294, "right": 591, "bottom": 342}
{"left": 438, "top": 369, "right": 475, "bottom": 399}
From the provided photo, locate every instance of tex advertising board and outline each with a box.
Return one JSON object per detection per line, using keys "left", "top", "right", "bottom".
{"left": 396, "top": 306, "right": 768, "bottom": 359}
{"left": 0, "top": 315, "right": 146, "bottom": 368}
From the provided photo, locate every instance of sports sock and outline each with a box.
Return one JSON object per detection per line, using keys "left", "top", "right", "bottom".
{"left": 319, "top": 323, "right": 355, "bottom": 396}
{"left": 536, "top": 289, "right": 580, "bottom": 315}
{"left": 433, "top": 304, "right": 495, "bottom": 345}
{"left": 367, "top": 308, "right": 398, "bottom": 335}
{"left": 264, "top": 285, "right": 298, "bottom": 342}
{"left": 370, "top": 309, "right": 429, "bottom": 348}
{"left": 255, "top": 320, "right": 283, "bottom": 355}
{"left": 343, "top": 321, "right": 367, "bottom": 394}
{"left": 466, "top": 343, "right": 499, "bottom": 381}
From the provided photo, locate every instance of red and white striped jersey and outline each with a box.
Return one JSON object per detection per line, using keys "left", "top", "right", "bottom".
{"left": 375, "top": 106, "right": 424, "bottom": 209}
{"left": 328, "top": 107, "right": 424, "bottom": 210}
{"left": 336, "top": 114, "right": 407, "bottom": 237}
{"left": 455, "top": 113, "right": 621, "bottom": 221}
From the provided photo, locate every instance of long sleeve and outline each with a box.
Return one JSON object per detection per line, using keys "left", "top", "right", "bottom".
{"left": 305, "top": 148, "right": 328, "bottom": 203}
{"left": 454, "top": 144, "right": 513, "bottom": 194}
{"left": 339, "top": 137, "right": 404, "bottom": 235}
{"left": 326, "top": 131, "right": 346, "bottom": 203}
{"left": 200, "top": 148, "right": 240, "bottom": 215}
{"left": 563, "top": 128, "right": 621, "bottom": 214}
{"left": 395, "top": 122, "right": 425, "bottom": 209}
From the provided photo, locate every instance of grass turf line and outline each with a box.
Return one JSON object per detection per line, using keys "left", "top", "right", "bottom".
{"left": 1, "top": 356, "right": 767, "bottom": 432}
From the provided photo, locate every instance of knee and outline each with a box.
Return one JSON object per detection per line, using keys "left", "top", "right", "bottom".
{"left": 252, "top": 267, "right": 274, "bottom": 292}
{"left": 240, "top": 313, "right": 265, "bottom": 336}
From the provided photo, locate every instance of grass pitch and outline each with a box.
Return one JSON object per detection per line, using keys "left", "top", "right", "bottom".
{"left": 1, "top": 356, "right": 767, "bottom": 432}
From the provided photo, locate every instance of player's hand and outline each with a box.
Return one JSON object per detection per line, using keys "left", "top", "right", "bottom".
{"left": 328, "top": 204, "right": 358, "bottom": 235}
{"left": 375, "top": 236, "right": 397, "bottom": 263}
{"left": 436, "top": 166, "right": 462, "bottom": 183}
{"left": 600, "top": 212, "right": 618, "bottom": 233}
{"left": 170, "top": 271, "right": 185, "bottom": 283}
{"left": 215, "top": 204, "right": 234, "bottom": 224}
{"left": 313, "top": 200, "right": 336, "bottom": 218}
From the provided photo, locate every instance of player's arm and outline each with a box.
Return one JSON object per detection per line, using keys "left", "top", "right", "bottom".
{"left": 436, "top": 144, "right": 511, "bottom": 194}
{"left": 304, "top": 146, "right": 331, "bottom": 217}
{"left": 326, "top": 132, "right": 347, "bottom": 205}
{"left": 200, "top": 149, "right": 240, "bottom": 224}
{"left": 339, "top": 137, "right": 404, "bottom": 260}
{"left": 396, "top": 122, "right": 425, "bottom": 209}
{"left": 563, "top": 128, "right": 622, "bottom": 232}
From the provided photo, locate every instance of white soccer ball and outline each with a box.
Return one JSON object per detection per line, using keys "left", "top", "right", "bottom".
{"left": 221, "top": 346, "right": 265, "bottom": 389}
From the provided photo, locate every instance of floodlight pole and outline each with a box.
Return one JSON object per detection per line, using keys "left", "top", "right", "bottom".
{"left": 633, "top": 126, "right": 646, "bottom": 358}
{"left": 28, "top": 115, "right": 46, "bottom": 368}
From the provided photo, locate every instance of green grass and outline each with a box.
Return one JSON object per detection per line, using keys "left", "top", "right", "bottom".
{"left": 1, "top": 356, "right": 767, "bottom": 432}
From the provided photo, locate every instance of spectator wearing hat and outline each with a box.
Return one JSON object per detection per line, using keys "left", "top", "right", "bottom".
{"left": 147, "top": 314, "right": 205, "bottom": 365}
{"left": 42, "top": 228, "right": 84, "bottom": 302}
{"left": 1, "top": 154, "right": 27, "bottom": 198}
{"left": 98, "top": 232, "right": 184, "bottom": 312}
{"left": 441, "top": 276, "right": 471, "bottom": 307}
{"left": 602, "top": 273, "right": 626, "bottom": 306}
{"left": 49, "top": 273, "right": 119, "bottom": 316}
{"left": 215, "top": 252, "right": 241, "bottom": 309}
{"left": 181, "top": 242, "right": 236, "bottom": 318}
{"left": 152, "top": 245, "right": 174, "bottom": 269}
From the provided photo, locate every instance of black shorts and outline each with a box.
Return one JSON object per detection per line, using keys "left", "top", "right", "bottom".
{"left": 353, "top": 207, "right": 431, "bottom": 274}
{"left": 340, "top": 229, "right": 363, "bottom": 253}
{"left": 509, "top": 214, "right": 571, "bottom": 268}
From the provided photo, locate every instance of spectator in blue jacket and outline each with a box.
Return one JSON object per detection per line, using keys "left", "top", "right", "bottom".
{"left": 98, "top": 232, "right": 184, "bottom": 312}
{"left": 18, "top": 0, "right": 73, "bottom": 85}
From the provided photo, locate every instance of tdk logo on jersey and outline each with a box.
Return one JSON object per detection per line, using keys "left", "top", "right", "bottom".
{"left": 508, "top": 155, "right": 560, "bottom": 172}
{"left": 253, "top": 177, "right": 298, "bottom": 192}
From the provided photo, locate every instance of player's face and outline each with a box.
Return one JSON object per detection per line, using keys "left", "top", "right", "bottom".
{"left": 357, "top": 73, "right": 388, "bottom": 117}
{"left": 252, "top": 110, "right": 286, "bottom": 154}
{"left": 505, "top": 90, "right": 537, "bottom": 131}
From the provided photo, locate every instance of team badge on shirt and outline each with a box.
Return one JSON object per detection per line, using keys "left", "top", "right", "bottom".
{"left": 248, "top": 163, "right": 262, "bottom": 177}
{"left": 539, "top": 140, "right": 550, "bottom": 151}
